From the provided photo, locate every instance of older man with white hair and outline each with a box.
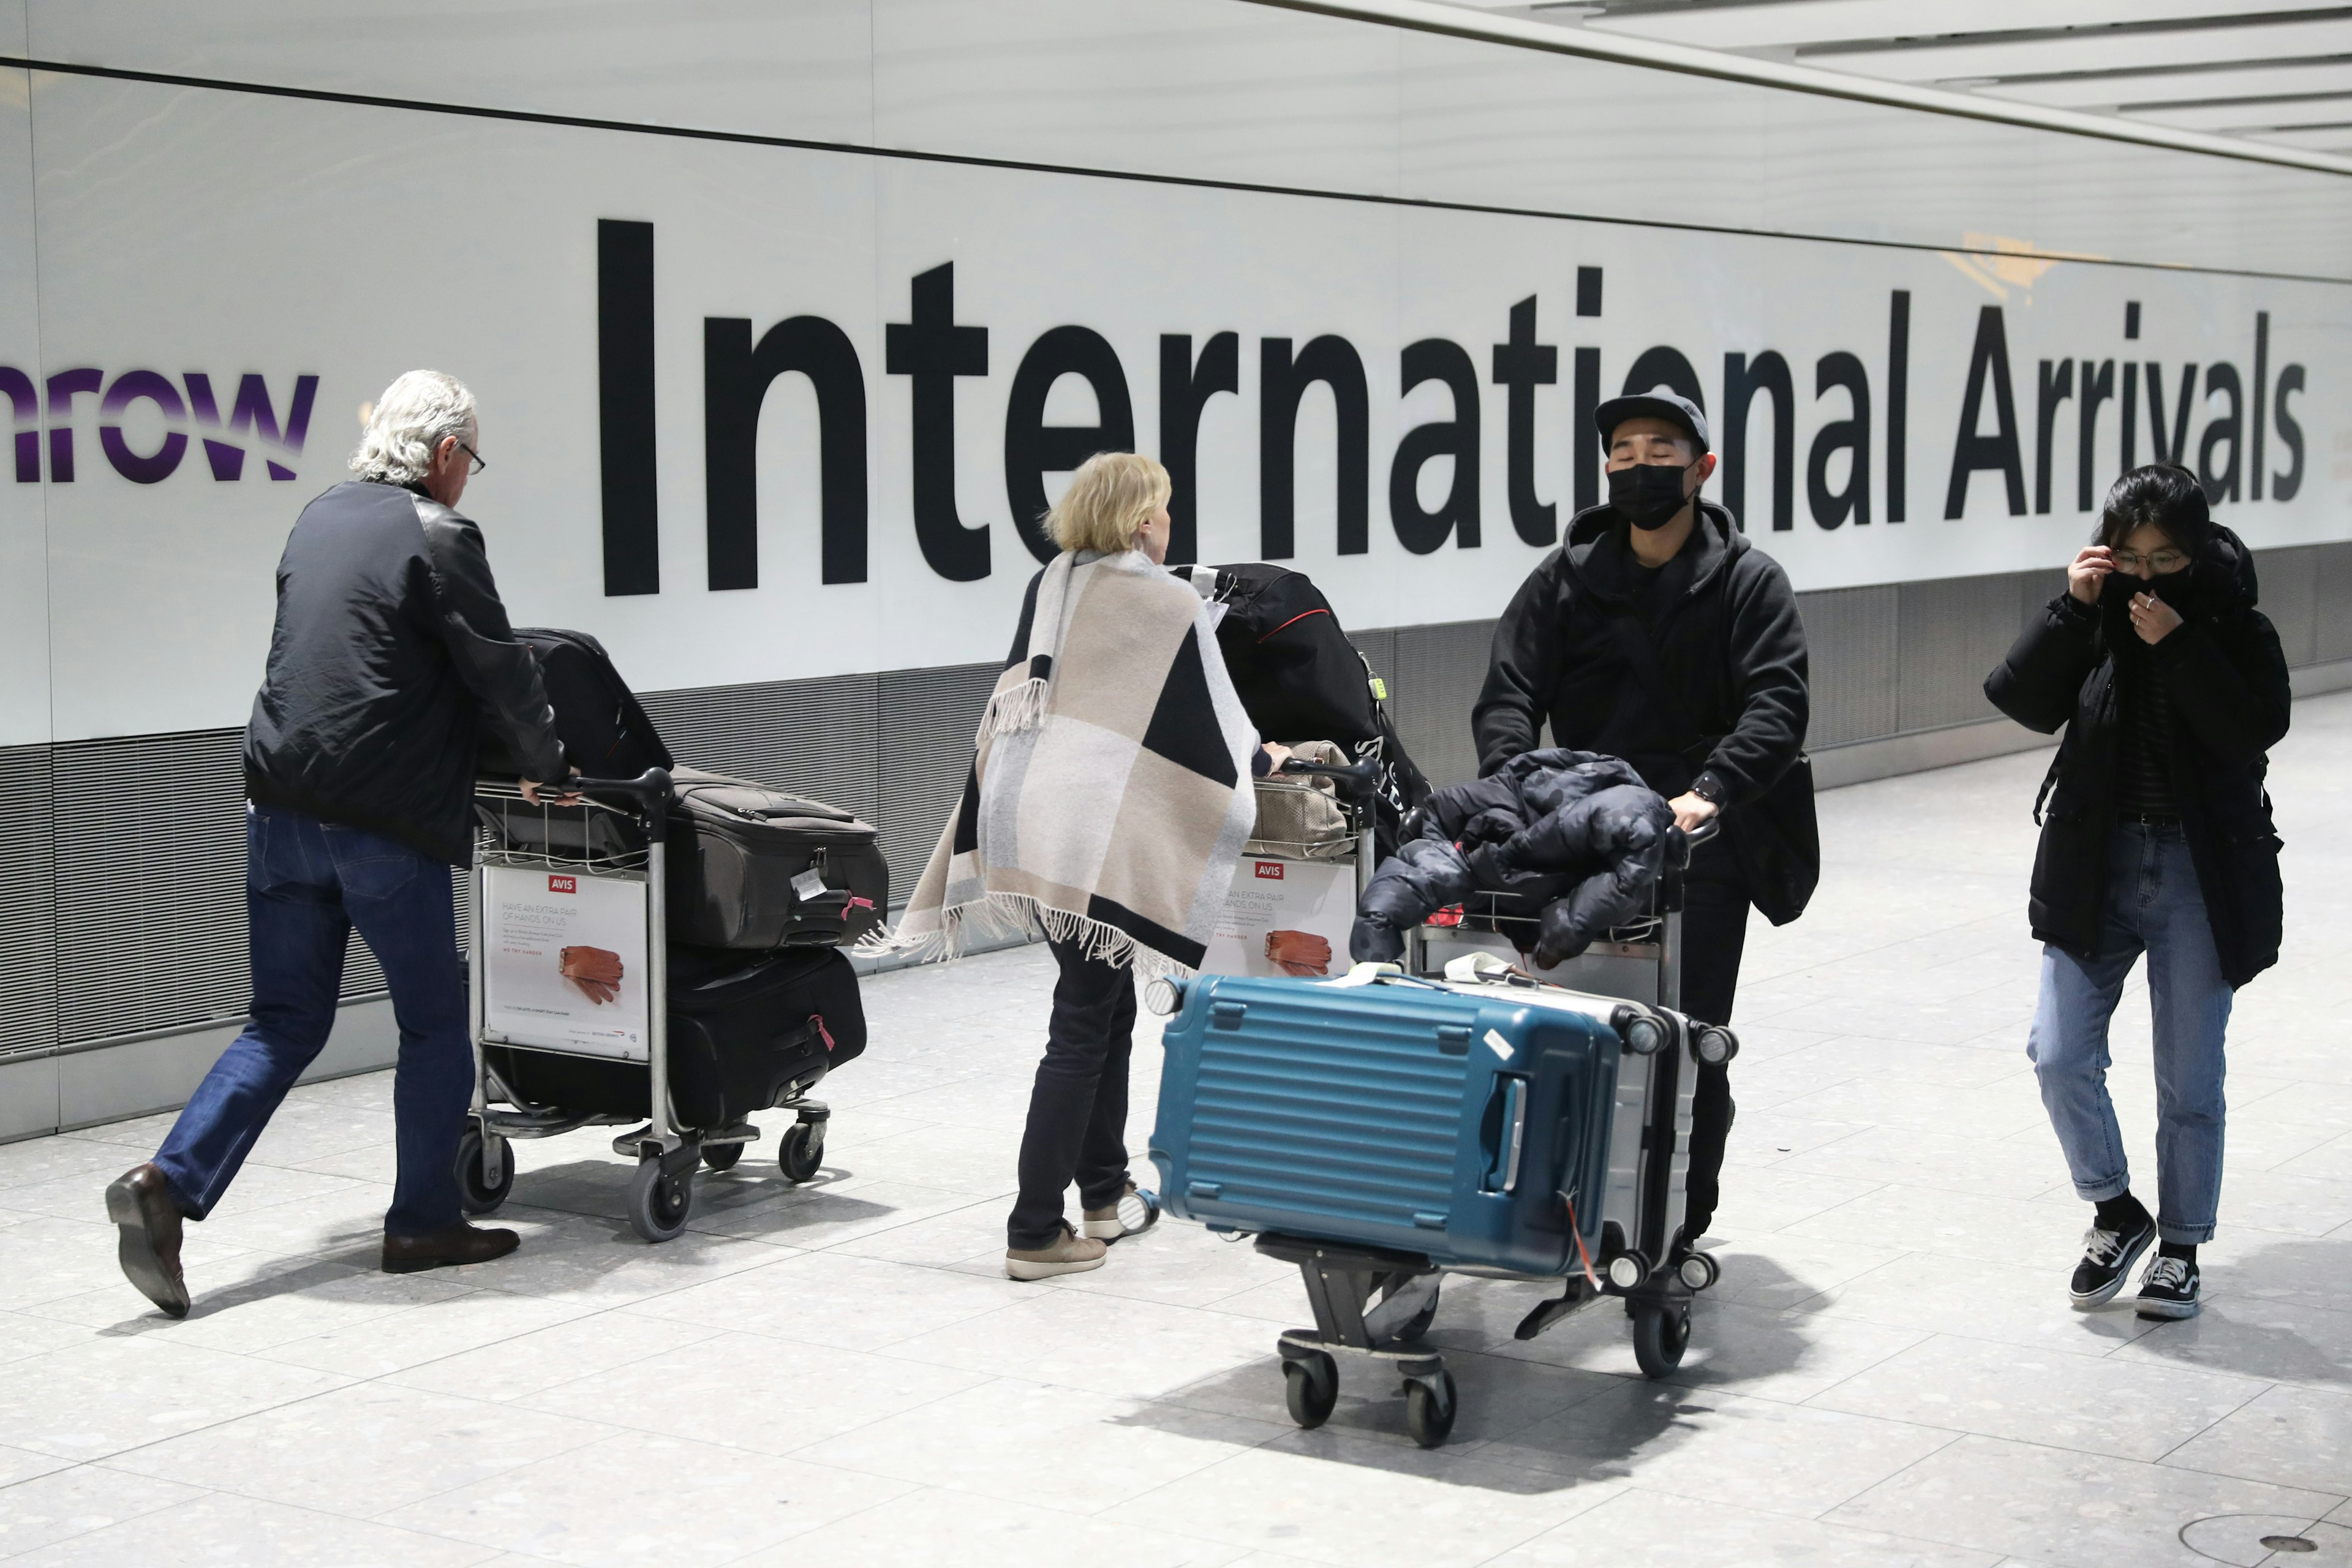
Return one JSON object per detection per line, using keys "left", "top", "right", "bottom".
{"left": 105, "top": 371, "right": 570, "bottom": 1314}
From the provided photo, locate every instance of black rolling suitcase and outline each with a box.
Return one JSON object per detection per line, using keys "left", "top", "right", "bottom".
{"left": 666, "top": 770, "right": 889, "bottom": 949}
{"left": 484, "top": 947, "right": 864, "bottom": 1153}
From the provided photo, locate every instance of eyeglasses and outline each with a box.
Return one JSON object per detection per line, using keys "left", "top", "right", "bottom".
{"left": 2112, "top": 548, "right": 2185, "bottom": 573}
{"left": 456, "top": 442, "right": 487, "bottom": 477}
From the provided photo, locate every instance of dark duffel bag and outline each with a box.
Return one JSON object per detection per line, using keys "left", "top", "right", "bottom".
{"left": 1183, "top": 562, "right": 1379, "bottom": 747}
{"left": 487, "top": 948, "right": 866, "bottom": 1129}
{"left": 479, "top": 627, "right": 674, "bottom": 781}
{"left": 666, "top": 768, "right": 888, "bottom": 949}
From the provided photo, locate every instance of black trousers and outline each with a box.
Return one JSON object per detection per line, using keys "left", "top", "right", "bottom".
{"left": 1678, "top": 845, "right": 1753, "bottom": 1241}
{"left": 1008, "top": 938, "right": 1136, "bottom": 1249}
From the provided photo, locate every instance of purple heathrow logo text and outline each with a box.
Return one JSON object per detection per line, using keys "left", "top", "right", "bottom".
{"left": 0, "top": 367, "right": 319, "bottom": 484}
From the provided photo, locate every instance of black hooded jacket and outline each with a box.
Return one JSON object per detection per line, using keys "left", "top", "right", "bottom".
{"left": 1983, "top": 523, "right": 2288, "bottom": 988}
{"left": 1473, "top": 499, "right": 1814, "bottom": 922}
{"left": 244, "top": 480, "right": 566, "bottom": 865}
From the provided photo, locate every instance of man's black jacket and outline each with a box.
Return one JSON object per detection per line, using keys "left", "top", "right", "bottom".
{"left": 244, "top": 480, "right": 565, "bottom": 865}
{"left": 1472, "top": 499, "right": 1815, "bottom": 923}
{"left": 1983, "top": 525, "right": 2288, "bottom": 988}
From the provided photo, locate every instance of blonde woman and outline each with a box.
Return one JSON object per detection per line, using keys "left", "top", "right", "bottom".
{"left": 879, "top": 453, "right": 1278, "bottom": 1279}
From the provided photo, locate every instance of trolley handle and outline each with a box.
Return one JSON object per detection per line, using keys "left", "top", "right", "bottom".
{"left": 545, "top": 767, "right": 674, "bottom": 840}
{"left": 1278, "top": 756, "right": 1381, "bottom": 801}
{"left": 1681, "top": 816, "right": 1721, "bottom": 847}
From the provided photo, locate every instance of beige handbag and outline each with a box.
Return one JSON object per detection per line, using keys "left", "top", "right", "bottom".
{"left": 1245, "top": 739, "right": 1354, "bottom": 861}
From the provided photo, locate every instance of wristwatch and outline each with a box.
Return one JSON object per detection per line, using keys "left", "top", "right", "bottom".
{"left": 1688, "top": 774, "right": 1727, "bottom": 807}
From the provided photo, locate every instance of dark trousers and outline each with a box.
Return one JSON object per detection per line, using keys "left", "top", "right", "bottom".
{"left": 1008, "top": 938, "right": 1136, "bottom": 1249}
{"left": 154, "top": 804, "right": 473, "bottom": 1238}
{"left": 1678, "top": 846, "right": 1752, "bottom": 1241}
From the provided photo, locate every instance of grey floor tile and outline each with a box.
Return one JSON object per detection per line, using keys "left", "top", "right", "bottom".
{"left": 517, "top": 1327, "right": 992, "bottom": 1454}
{"left": 0, "top": 1464, "right": 206, "bottom": 1558}
{"left": 2161, "top": 1383, "right": 2352, "bottom": 1495}
{"left": 10, "top": 1489, "right": 500, "bottom": 1566}
{"left": 385, "top": 1306, "right": 726, "bottom": 1403}
{"left": 1479, "top": 1381, "right": 1961, "bottom": 1515}
{"left": 807, "top": 1376, "right": 1284, "bottom": 1506}
{"left": 1807, "top": 1332, "right": 2267, "bottom": 1460}
{"left": 373, "top": 1430, "right": 914, "bottom": 1567}
{"left": 1777, "top": 1125, "right": 2071, "bottom": 1202}
{"left": 1489, "top": 1487, "right": 2003, "bottom": 1567}
{"left": 258, "top": 1283, "right": 595, "bottom": 1379}
{"left": 1825, "top": 1433, "right": 2342, "bottom": 1566}
{"left": 2105, "top": 1294, "right": 2352, "bottom": 1390}
{"left": 619, "top": 1248, "right": 1028, "bottom": 1351}
{"left": 1113, "top": 1430, "right": 1626, "bottom": 1567}
{"left": 1793, "top": 1248, "right": 2162, "bottom": 1353}
{"left": 881, "top": 1287, "right": 1281, "bottom": 1401}
{"left": 726, "top": 1483, "right": 1251, "bottom": 1567}
{"left": 0, "top": 1333, "right": 353, "bottom": 1461}
{"left": 100, "top": 1381, "right": 614, "bottom": 1517}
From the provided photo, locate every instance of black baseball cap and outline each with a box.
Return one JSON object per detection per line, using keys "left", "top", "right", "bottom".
{"left": 1595, "top": 390, "right": 1710, "bottom": 453}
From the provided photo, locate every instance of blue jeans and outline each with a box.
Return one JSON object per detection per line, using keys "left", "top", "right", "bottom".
{"left": 154, "top": 804, "right": 473, "bottom": 1238}
{"left": 2027, "top": 821, "right": 2231, "bottom": 1244}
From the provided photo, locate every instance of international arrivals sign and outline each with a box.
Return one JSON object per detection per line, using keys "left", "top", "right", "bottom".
{"left": 7, "top": 73, "right": 2346, "bottom": 743}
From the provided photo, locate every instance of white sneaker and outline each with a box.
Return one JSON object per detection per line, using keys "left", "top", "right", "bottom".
{"left": 1006, "top": 1222, "right": 1107, "bottom": 1281}
{"left": 1081, "top": 1183, "right": 1161, "bottom": 1241}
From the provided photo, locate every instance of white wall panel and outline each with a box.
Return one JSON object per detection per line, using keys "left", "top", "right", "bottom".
{"left": 19, "top": 1, "right": 2351, "bottom": 277}
{"left": 870, "top": 0, "right": 1402, "bottom": 197}
{"left": 0, "top": 66, "right": 46, "bottom": 746}
{"left": 20, "top": 66, "right": 2348, "bottom": 745}
{"left": 24, "top": 0, "right": 875, "bottom": 147}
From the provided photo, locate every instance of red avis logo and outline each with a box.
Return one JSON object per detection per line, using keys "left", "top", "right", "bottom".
{"left": 548, "top": 875, "right": 578, "bottom": 894}
{"left": 1254, "top": 861, "right": 1284, "bottom": 880}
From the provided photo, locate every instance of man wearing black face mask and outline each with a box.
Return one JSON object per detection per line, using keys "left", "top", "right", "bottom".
{"left": 1474, "top": 390, "right": 1815, "bottom": 1248}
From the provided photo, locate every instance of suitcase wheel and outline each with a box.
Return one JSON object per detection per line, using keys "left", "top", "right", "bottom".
{"left": 702, "top": 1142, "right": 742, "bottom": 1173}
{"left": 1283, "top": 1351, "right": 1339, "bottom": 1430}
{"left": 455, "top": 1128, "right": 514, "bottom": 1216}
{"left": 778, "top": 1120, "right": 826, "bottom": 1183}
{"left": 1403, "top": 1368, "right": 1457, "bottom": 1449}
{"left": 1632, "top": 1300, "right": 1691, "bottom": 1379}
{"left": 627, "top": 1156, "right": 693, "bottom": 1243}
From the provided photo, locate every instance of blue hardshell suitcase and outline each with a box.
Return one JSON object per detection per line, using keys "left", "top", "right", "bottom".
{"left": 1148, "top": 971, "right": 1627, "bottom": 1275}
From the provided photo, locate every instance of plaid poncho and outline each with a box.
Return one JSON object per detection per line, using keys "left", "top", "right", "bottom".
{"left": 867, "top": 548, "right": 1258, "bottom": 975}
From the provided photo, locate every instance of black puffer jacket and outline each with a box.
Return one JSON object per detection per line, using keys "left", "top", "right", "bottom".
{"left": 244, "top": 480, "right": 566, "bottom": 865}
{"left": 1983, "top": 524, "right": 2289, "bottom": 988}
{"left": 1353, "top": 749, "right": 1671, "bottom": 967}
{"left": 1474, "top": 500, "right": 1814, "bottom": 924}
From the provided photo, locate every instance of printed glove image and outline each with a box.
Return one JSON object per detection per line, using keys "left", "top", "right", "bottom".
{"left": 1265, "top": 929, "right": 1333, "bottom": 978}
{"left": 560, "top": 945, "right": 624, "bottom": 1006}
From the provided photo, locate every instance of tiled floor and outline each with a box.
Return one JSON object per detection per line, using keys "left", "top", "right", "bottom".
{"left": 6, "top": 695, "right": 2352, "bottom": 1567}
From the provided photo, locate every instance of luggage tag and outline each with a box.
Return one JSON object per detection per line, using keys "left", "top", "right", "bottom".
{"left": 791, "top": 868, "right": 827, "bottom": 901}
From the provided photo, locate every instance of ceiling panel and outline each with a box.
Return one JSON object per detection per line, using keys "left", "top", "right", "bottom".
{"left": 1806, "top": 19, "right": 2352, "bottom": 86}
{"left": 1981, "top": 58, "right": 2352, "bottom": 108}
{"left": 2125, "top": 90, "right": 2352, "bottom": 129}
{"left": 1570, "top": 0, "right": 2342, "bottom": 54}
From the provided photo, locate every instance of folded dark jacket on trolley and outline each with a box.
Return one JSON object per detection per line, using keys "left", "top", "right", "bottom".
{"left": 1352, "top": 749, "right": 1671, "bottom": 968}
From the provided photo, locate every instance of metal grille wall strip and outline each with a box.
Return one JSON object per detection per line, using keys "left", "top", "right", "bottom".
{"left": 1, "top": 540, "right": 2345, "bottom": 1059}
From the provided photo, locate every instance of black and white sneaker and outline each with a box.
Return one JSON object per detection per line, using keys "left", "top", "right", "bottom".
{"left": 2135, "top": 1255, "right": 2201, "bottom": 1320}
{"left": 2069, "top": 1216, "right": 2156, "bottom": 1308}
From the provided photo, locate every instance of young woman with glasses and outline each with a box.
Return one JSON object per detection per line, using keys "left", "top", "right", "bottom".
{"left": 1985, "top": 462, "right": 2291, "bottom": 1321}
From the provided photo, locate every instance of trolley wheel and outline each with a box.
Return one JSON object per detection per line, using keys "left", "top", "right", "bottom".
{"left": 701, "top": 1141, "right": 742, "bottom": 1173}
{"left": 1632, "top": 1301, "right": 1691, "bottom": 1379}
{"left": 778, "top": 1120, "right": 826, "bottom": 1183}
{"left": 1283, "top": 1351, "right": 1339, "bottom": 1430}
{"left": 454, "top": 1128, "right": 514, "bottom": 1215}
{"left": 1400, "top": 1280, "right": 1441, "bottom": 1343}
{"left": 627, "top": 1156, "right": 693, "bottom": 1243}
{"left": 1404, "top": 1369, "right": 1458, "bottom": 1449}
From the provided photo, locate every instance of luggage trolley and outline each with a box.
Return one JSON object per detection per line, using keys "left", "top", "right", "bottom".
{"left": 1242, "top": 821, "right": 1740, "bottom": 1446}
{"left": 458, "top": 771, "right": 829, "bottom": 1243}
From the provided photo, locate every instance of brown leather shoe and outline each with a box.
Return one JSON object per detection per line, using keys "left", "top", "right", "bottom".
{"left": 382, "top": 1222, "right": 520, "bottom": 1274}
{"left": 104, "top": 1163, "right": 190, "bottom": 1319}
